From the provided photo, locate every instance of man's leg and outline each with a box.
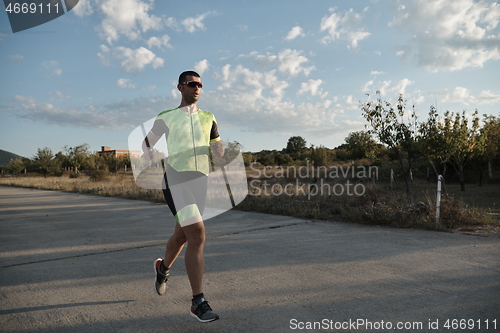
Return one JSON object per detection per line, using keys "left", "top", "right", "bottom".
{"left": 155, "top": 222, "right": 187, "bottom": 296}
{"left": 181, "top": 221, "right": 206, "bottom": 295}
{"left": 182, "top": 221, "right": 219, "bottom": 322}
{"left": 163, "top": 222, "right": 187, "bottom": 269}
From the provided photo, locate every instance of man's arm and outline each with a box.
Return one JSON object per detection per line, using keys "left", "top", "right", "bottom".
{"left": 210, "top": 140, "right": 224, "bottom": 158}
{"left": 209, "top": 119, "right": 224, "bottom": 157}
{"left": 142, "top": 131, "right": 161, "bottom": 161}
{"left": 142, "top": 119, "right": 167, "bottom": 161}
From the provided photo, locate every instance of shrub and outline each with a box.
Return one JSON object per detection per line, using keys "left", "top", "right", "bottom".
{"left": 68, "top": 171, "right": 81, "bottom": 178}
{"left": 88, "top": 169, "right": 109, "bottom": 182}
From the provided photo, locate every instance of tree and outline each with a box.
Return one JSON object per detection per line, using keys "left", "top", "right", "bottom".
{"left": 224, "top": 141, "right": 243, "bottom": 162}
{"left": 481, "top": 115, "right": 500, "bottom": 179}
{"left": 242, "top": 152, "right": 254, "bottom": 167}
{"left": 64, "top": 144, "right": 91, "bottom": 171}
{"left": 7, "top": 158, "right": 25, "bottom": 175}
{"left": 344, "top": 131, "right": 378, "bottom": 160}
{"left": 285, "top": 136, "right": 307, "bottom": 157}
{"left": 333, "top": 147, "right": 349, "bottom": 161}
{"left": 257, "top": 150, "right": 275, "bottom": 166}
{"left": 54, "top": 151, "right": 68, "bottom": 172}
{"left": 101, "top": 153, "right": 118, "bottom": 172}
{"left": 21, "top": 157, "right": 34, "bottom": 173}
{"left": 420, "top": 106, "right": 451, "bottom": 180}
{"left": 361, "top": 93, "right": 422, "bottom": 195}
{"left": 212, "top": 141, "right": 243, "bottom": 168}
{"left": 32, "top": 147, "right": 57, "bottom": 177}
{"left": 119, "top": 153, "right": 131, "bottom": 171}
{"left": 445, "top": 110, "right": 486, "bottom": 191}
{"left": 275, "top": 152, "right": 293, "bottom": 166}
{"left": 310, "top": 145, "right": 328, "bottom": 166}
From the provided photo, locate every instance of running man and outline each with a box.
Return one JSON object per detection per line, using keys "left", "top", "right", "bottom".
{"left": 142, "top": 70, "right": 224, "bottom": 323}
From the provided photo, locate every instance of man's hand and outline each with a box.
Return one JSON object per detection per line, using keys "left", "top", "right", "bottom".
{"left": 210, "top": 141, "right": 224, "bottom": 158}
{"left": 143, "top": 148, "right": 156, "bottom": 161}
{"left": 142, "top": 131, "right": 161, "bottom": 161}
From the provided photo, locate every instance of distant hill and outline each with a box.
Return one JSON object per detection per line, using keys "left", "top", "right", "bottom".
{"left": 0, "top": 149, "right": 25, "bottom": 167}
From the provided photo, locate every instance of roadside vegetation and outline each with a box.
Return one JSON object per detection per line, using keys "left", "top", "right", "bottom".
{"left": 1, "top": 94, "right": 499, "bottom": 233}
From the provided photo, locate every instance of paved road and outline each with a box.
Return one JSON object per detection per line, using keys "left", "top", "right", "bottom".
{"left": 0, "top": 186, "right": 499, "bottom": 333}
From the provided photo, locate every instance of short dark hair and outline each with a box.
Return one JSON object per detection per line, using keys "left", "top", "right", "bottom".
{"left": 179, "top": 71, "right": 201, "bottom": 84}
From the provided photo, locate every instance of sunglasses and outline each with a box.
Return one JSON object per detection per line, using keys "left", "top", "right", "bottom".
{"left": 182, "top": 81, "right": 203, "bottom": 88}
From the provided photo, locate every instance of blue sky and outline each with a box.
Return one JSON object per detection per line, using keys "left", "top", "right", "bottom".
{"left": 1, "top": 0, "right": 499, "bottom": 158}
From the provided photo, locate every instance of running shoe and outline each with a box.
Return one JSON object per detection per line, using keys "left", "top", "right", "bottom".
{"left": 190, "top": 297, "right": 220, "bottom": 323}
{"left": 154, "top": 258, "right": 169, "bottom": 295}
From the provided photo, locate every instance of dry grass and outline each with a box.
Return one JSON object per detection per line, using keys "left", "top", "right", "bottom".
{"left": 237, "top": 181, "right": 492, "bottom": 231}
{"left": 241, "top": 164, "right": 497, "bottom": 232}
{"left": 0, "top": 172, "right": 165, "bottom": 203}
{"left": 1, "top": 168, "right": 497, "bottom": 233}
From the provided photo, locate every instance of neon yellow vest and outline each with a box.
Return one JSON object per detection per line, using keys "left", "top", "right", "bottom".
{"left": 156, "top": 108, "right": 218, "bottom": 175}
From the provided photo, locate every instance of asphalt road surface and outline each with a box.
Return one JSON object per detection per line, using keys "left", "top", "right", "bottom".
{"left": 1, "top": 186, "right": 499, "bottom": 333}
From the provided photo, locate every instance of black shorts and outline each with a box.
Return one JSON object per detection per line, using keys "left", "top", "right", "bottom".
{"left": 162, "top": 164, "right": 208, "bottom": 226}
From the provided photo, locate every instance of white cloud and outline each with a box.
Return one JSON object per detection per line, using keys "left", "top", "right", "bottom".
{"left": 391, "top": 78, "right": 413, "bottom": 95}
{"left": 194, "top": 59, "right": 210, "bottom": 75}
{"left": 162, "top": 11, "right": 215, "bottom": 33}
{"left": 98, "top": 45, "right": 164, "bottom": 73}
{"left": 320, "top": 7, "right": 371, "bottom": 49}
{"left": 164, "top": 17, "right": 181, "bottom": 31}
{"left": 14, "top": 95, "right": 111, "bottom": 127}
{"left": 72, "top": 0, "right": 93, "bottom": 17}
{"left": 10, "top": 55, "right": 24, "bottom": 63}
{"left": 117, "top": 78, "right": 136, "bottom": 89}
{"left": 146, "top": 35, "right": 172, "bottom": 49}
{"left": 10, "top": 69, "right": 362, "bottom": 141}
{"left": 254, "top": 53, "right": 278, "bottom": 69}
{"left": 238, "top": 49, "right": 314, "bottom": 76}
{"left": 363, "top": 78, "right": 417, "bottom": 99}
{"left": 478, "top": 90, "right": 500, "bottom": 104}
{"left": 42, "top": 60, "right": 62, "bottom": 75}
{"left": 363, "top": 80, "right": 391, "bottom": 96}
{"left": 298, "top": 79, "right": 328, "bottom": 98}
{"left": 344, "top": 95, "right": 359, "bottom": 110}
{"left": 97, "top": 45, "right": 111, "bottom": 66}
{"left": 215, "top": 64, "right": 289, "bottom": 98}
{"left": 181, "top": 11, "right": 215, "bottom": 33}
{"left": 436, "top": 87, "right": 476, "bottom": 105}
{"left": 116, "top": 46, "right": 164, "bottom": 72}
{"left": 170, "top": 88, "right": 181, "bottom": 99}
{"left": 15, "top": 95, "right": 37, "bottom": 110}
{"left": 370, "top": 71, "right": 385, "bottom": 75}
{"left": 205, "top": 65, "right": 354, "bottom": 137}
{"left": 435, "top": 87, "right": 500, "bottom": 105}
{"left": 285, "top": 26, "right": 305, "bottom": 40}
{"left": 389, "top": 0, "right": 500, "bottom": 72}
{"left": 55, "top": 91, "right": 71, "bottom": 99}
{"left": 97, "top": 0, "right": 163, "bottom": 44}
{"left": 277, "top": 49, "right": 315, "bottom": 76}
{"left": 11, "top": 94, "right": 179, "bottom": 130}
{"left": 214, "top": 64, "right": 291, "bottom": 108}
{"left": 361, "top": 80, "right": 373, "bottom": 92}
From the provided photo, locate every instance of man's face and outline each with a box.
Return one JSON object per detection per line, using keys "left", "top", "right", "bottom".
{"left": 178, "top": 75, "right": 202, "bottom": 105}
